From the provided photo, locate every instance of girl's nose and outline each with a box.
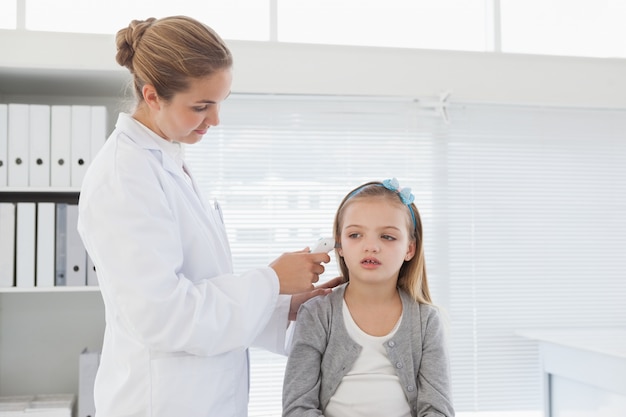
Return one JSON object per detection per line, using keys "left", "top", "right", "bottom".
{"left": 363, "top": 239, "right": 380, "bottom": 253}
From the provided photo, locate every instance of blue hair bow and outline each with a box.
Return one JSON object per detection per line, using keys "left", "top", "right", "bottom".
{"left": 382, "top": 178, "right": 415, "bottom": 205}
{"left": 382, "top": 178, "right": 417, "bottom": 228}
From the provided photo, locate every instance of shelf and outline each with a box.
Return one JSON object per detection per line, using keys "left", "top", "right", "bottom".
{"left": 0, "top": 29, "right": 131, "bottom": 99}
{"left": 0, "top": 286, "right": 99, "bottom": 294}
{"left": 0, "top": 188, "right": 80, "bottom": 203}
{"left": 0, "top": 187, "right": 79, "bottom": 193}
{"left": 4, "top": 29, "right": 626, "bottom": 108}
{"left": 0, "top": 66, "right": 131, "bottom": 99}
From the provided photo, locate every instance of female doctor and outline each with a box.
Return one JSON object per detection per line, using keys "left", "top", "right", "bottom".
{"left": 77, "top": 16, "right": 337, "bottom": 417}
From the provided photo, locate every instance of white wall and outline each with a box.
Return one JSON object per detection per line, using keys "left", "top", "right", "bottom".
{"left": 1, "top": 29, "right": 626, "bottom": 108}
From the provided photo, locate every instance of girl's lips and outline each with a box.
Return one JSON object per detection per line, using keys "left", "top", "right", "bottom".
{"left": 195, "top": 129, "right": 208, "bottom": 135}
{"left": 360, "top": 258, "right": 381, "bottom": 269}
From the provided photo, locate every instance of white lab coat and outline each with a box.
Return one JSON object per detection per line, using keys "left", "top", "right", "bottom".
{"left": 78, "top": 113, "right": 290, "bottom": 417}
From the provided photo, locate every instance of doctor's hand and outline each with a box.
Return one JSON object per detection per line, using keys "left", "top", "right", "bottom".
{"left": 270, "top": 249, "right": 330, "bottom": 294}
{"left": 288, "top": 276, "right": 343, "bottom": 321}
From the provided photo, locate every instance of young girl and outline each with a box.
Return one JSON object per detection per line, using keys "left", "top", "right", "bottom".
{"left": 283, "top": 178, "right": 454, "bottom": 417}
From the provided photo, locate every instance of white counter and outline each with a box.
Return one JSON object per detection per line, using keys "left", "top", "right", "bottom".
{"left": 518, "top": 328, "right": 626, "bottom": 417}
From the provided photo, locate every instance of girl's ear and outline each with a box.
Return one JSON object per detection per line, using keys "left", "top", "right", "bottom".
{"left": 142, "top": 84, "right": 161, "bottom": 111}
{"left": 405, "top": 240, "right": 416, "bottom": 261}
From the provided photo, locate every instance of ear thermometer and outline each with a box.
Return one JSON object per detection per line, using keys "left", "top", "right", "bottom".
{"left": 311, "top": 238, "right": 336, "bottom": 253}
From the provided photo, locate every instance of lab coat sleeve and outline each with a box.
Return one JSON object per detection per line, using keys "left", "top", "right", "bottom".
{"left": 78, "top": 138, "right": 282, "bottom": 357}
{"left": 252, "top": 294, "right": 291, "bottom": 355}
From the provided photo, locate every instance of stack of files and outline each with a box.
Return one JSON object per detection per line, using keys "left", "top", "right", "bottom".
{"left": 1, "top": 103, "right": 107, "bottom": 188}
{"left": 0, "top": 395, "right": 29, "bottom": 417}
{"left": 0, "top": 394, "right": 74, "bottom": 417}
{"left": 0, "top": 201, "right": 93, "bottom": 288}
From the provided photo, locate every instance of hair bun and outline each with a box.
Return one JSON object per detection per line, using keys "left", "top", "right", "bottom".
{"left": 115, "top": 17, "right": 156, "bottom": 71}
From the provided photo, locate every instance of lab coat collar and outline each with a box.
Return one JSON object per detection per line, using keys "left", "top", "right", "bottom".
{"left": 115, "top": 113, "right": 188, "bottom": 180}
{"left": 114, "top": 113, "right": 207, "bottom": 210}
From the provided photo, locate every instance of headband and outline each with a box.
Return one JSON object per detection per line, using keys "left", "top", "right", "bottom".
{"left": 349, "top": 177, "right": 417, "bottom": 228}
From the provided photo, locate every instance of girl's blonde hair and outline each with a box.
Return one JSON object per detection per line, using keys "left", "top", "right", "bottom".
{"left": 115, "top": 15, "right": 232, "bottom": 102}
{"left": 333, "top": 181, "right": 432, "bottom": 304}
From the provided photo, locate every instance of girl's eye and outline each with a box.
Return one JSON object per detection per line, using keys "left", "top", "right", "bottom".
{"left": 193, "top": 106, "right": 209, "bottom": 112}
{"left": 347, "top": 233, "right": 361, "bottom": 239}
{"left": 382, "top": 235, "right": 396, "bottom": 241}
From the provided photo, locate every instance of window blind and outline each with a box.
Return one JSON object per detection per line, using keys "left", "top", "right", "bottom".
{"left": 444, "top": 103, "right": 626, "bottom": 411}
{"left": 185, "top": 95, "right": 626, "bottom": 415}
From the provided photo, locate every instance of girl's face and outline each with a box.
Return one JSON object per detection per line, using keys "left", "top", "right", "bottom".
{"left": 338, "top": 198, "right": 416, "bottom": 286}
{"left": 151, "top": 68, "right": 232, "bottom": 144}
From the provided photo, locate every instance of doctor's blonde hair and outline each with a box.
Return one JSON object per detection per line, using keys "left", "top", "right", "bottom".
{"left": 115, "top": 15, "right": 232, "bottom": 103}
{"left": 333, "top": 181, "right": 432, "bottom": 305}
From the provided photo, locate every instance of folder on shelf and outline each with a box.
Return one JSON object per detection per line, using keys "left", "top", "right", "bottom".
{"left": 70, "top": 105, "right": 91, "bottom": 188}
{"left": 50, "top": 105, "right": 72, "bottom": 188}
{"left": 55, "top": 203, "right": 67, "bottom": 286}
{"left": 78, "top": 348, "right": 100, "bottom": 417}
{"left": 65, "top": 203, "right": 86, "bottom": 286}
{"left": 7, "top": 103, "right": 29, "bottom": 187}
{"left": 36, "top": 202, "right": 56, "bottom": 288}
{"left": 0, "top": 104, "right": 7, "bottom": 187}
{"left": 0, "top": 202, "right": 16, "bottom": 287}
{"left": 29, "top": 104, "right": 51, "bottom": 187}
{"left": 90, "top": 105, "right": 107, "bottom": 160}
{"left": 15, "top": 202, "right": 36, "bottom": 288}
{"left": 87, "top": 255, "right": 98, "bottom": 286}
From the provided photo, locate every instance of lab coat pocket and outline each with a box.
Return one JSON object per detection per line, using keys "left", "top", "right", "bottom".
{"left": 150, "top": 353, "right": 237, "bottom": 417}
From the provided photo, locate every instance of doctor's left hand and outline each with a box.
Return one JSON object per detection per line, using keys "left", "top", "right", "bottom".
{"left": 288, "top": 276, "right": 344, "bottom": 321}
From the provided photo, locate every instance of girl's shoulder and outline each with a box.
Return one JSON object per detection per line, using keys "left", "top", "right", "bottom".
{"left": 398, "top": 290, "right": 443, "bottom": 321}
{"left": 301, "top": 282, "right": 347, "bottom": 312}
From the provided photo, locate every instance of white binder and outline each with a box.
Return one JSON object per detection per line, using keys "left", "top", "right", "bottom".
{"left": 65, "top": 204, "right": 86, "bottom": 286}
{"left": 90, "top": 105, "right": 107, "bottom": 160}
{"left": 55, "top": 203, "right": 67, "bottom": 286}
{"left": 70, "top": 105, "right": 91, "bottom": 188}
{"left": 78, "top": 348, "right": 100, "bottom": 417}
{"left": 87, "top": 255, "right": 98, "bottom": 286}
{"left": 36, "top": 202, "right": 56, "bottom": 287}
{"left": 29, "top": 104, "right": 51, "bottom": 187}
{"left": 0, "top": 202, "right": 16, "bottom": 287}
{"left": 0, "top": 104, "right": 7, "bottom": 187}
{"left": 50, "top": 105, "right": 72, "bottom": 188}
{"left": 15, "top": 202, "right": 36, "bottom": 288}
{"left": 7, "top": 103, "right": 29, "bottom": 187}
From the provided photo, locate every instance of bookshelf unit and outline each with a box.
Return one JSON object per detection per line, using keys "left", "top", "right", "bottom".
{"left": 0, "top": 30, "right": 130, "bottom": 402}
{"left": 0, "top": 176, "right": 106, "bottom": 401}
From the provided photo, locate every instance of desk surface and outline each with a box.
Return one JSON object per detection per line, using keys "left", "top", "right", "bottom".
{"left": 517, "top": 327, "right": 626, "bottom": 359}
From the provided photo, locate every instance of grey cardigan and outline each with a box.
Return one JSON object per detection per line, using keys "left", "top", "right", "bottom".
{"left": 283, "top": 284, "right": 454, "bottom": 417}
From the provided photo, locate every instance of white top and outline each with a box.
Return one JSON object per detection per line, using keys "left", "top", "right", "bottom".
{"left": 325, "top": 300, "right": 412, "bottom": 417}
